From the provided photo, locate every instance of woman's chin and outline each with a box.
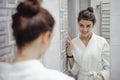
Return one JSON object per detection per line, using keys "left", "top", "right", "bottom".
{"left": 81, "top": 33, "right": 88, "bottom": 37}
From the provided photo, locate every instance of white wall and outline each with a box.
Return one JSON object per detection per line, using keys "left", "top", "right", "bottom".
{"left": 41, "top": 0, "right": 61, "bottom": 71}
{"left": 110, "top": 0, "right": 120, "bottom": 79}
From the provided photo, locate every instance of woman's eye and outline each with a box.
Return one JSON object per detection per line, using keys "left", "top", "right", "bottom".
{"left": 80, "top": 24, "right": 84, "bottom": 27}
{"left": 87, "top": 25, "right": 90, "bottom": 28}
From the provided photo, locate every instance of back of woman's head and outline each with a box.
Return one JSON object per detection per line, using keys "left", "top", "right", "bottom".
{"left": 12, "top": 0, "right": 55, "bottom": 48}
{"left": 78, "top": 7, "right": 96, "bottom": 25}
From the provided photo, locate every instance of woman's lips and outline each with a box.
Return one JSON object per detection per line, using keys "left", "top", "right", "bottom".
{"left": 82, "top": 32, "right": 88, "bottom": 35}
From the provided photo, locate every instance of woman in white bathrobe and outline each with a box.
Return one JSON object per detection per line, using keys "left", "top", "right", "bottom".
{"left": 0, "top": 0, "right": 74, "bottom": 80}
{"left": 66, "top": 7, "right": 110, "bottom": 80}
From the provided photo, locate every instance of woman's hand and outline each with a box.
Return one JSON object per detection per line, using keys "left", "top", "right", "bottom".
{"left": 66, "top": 35, "right": 73, "bottom": 56}
{"left": 96, "top": 75, "right": 104, "bottom": 80}
{"left": 0, "top": 55, "right": 9, "bottom": 63}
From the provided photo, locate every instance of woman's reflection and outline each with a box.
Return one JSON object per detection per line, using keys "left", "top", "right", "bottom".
{"left": 66, "top": 7, "right": 110, "bottom": 80}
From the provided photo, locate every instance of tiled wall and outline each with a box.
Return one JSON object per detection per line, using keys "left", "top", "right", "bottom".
{"left": 59, "top": 0, "right": 68, "bottom": 72}
{"left": 0, "top": 0, "right": 20, "bottom": 62}
{"left": 110, "top": 0, "right": 120, "bottom": 79}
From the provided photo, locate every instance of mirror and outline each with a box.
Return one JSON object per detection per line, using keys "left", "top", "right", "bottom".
{"left": 59, "top": 0, "right": 110, "bottom": 79}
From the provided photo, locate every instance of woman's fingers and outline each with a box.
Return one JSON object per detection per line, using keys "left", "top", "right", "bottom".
{"left": 66, "top": 35, "right": 73, "bottom": 56}
{"left": 67, "top": 36, "right": 72, "bottom": 44}
{"left": 67, "top": 35, "right": 71, "bottom": 42}
{"left": 1, "top": 55, "right": 9, "bottom": 63}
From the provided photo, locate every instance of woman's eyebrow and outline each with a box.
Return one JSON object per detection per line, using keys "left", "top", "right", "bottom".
{"left": 86, "top": 24, "right": 91, "bottom": 25}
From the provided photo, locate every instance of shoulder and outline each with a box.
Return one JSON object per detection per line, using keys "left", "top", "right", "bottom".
{"left": 94, "top": 34, "right": 108, "bottom": 44}
{"left": 94, "top": 34, "right": 109, "bottom": 49}
{"left": 34, "top": 67, "right": 74, "bottom": 80}
{"left": 72, "top": 36, "right": 79, "bottom": 44}
{"left": 45, "top": 69, "right": 74, "bottom": 80}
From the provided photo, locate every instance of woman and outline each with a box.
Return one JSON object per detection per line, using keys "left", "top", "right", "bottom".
{"left": 66, "top": 7, "right": 110, "bottom": 80}
{"left": 0, "top": 0, "right": 74, "bottom": 80}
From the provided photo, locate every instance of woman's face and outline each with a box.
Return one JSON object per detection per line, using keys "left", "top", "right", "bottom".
{"left": 78, "top": 19, "right": 94, "bottom": 37}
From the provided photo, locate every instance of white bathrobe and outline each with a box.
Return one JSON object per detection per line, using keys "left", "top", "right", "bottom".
{"left": 0, "top": 60, "right": 74, "bottom": 80}
{"left": 69, "top": 33, "right": 110, "bottom": 80}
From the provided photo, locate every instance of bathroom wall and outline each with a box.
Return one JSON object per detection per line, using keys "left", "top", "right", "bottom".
{"left": 110, "top": 0, "right": 120, "bottom": 79}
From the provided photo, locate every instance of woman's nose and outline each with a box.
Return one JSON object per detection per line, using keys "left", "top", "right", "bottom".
{"left": 83, "top": 27, "right": 87, "bottom": 32}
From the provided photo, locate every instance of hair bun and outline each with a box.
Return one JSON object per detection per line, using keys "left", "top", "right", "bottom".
{"left": 87, "top": 7, "right": 94, "bottom": 13}
{"left": 17, "top": 0, "right": 41, "bottom": 17}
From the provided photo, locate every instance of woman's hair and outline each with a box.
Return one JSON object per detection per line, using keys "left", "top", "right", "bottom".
{"left": 78, "top": 7, "right": 96, "bottom": 25}
{"left": 12, "top": 0, "right": 55, "bottom": 48}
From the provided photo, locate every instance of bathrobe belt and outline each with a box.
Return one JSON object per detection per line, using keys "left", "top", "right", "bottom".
{"left": 79, "top": 70, "right": 100, "bottom": 78}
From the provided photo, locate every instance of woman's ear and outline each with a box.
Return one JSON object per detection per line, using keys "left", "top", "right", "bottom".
{"left": 40, "top": 31, "right": 51, "bottom": 44}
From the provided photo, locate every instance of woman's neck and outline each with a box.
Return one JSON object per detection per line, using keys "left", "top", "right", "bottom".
{"left": 80, "top": 32, "right": 92, "bottom": 46}
{"left": 13, "top": 44, "right": 42, "bottom": 63}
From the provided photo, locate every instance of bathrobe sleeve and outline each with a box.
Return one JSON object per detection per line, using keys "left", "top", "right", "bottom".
{"left": 68, "top": 46, "right": 80, "bottom": 76}
{"left": 68, "top": 60, "right": 80, "bottom": 76}
{"left": 100, "top": 39, "right": 110, "bottom": 80}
